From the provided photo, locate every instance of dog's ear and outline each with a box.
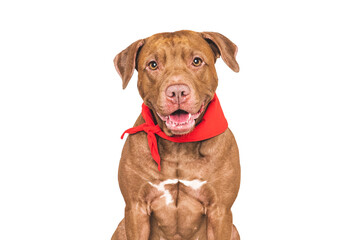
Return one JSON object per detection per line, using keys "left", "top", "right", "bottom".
{"left": 201, "top": 32, "right": 239, "bottom": 72}
{"left": 114, "top": 39, "right": 145, "bottom": 89}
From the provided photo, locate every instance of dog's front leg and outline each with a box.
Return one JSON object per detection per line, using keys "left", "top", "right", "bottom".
{"left": 206, "top": 205, "right": 233, "bottom": 240}
{"left": 124, "top": 202, "right": 150, "bottom": 240}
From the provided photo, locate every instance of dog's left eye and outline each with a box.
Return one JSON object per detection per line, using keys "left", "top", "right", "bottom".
{"left": 148, "top": 61, "right": 158, "bottom": 70}
{"left": 192, "top": 57, "right": 203, "bottom": 67}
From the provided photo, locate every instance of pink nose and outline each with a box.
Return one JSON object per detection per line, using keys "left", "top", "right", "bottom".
{"left": 165, "top": 84, "right": 191, "bottom": 104}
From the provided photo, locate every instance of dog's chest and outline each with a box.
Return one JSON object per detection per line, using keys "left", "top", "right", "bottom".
{"left": 144, "top": 141, "right": 214, "bottom": 238}
{"left": 158, "top": 139, "right": 210, "bottom": 169}
{"left": 148, "top": 178, "right": 207, "bottom": 206}
{"left": 147, "top": 177, "right": 207, "bottom": 238}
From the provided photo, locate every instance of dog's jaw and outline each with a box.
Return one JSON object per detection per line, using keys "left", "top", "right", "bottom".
{"left": 150, "top": 93, "right": 214, "bottom": 136}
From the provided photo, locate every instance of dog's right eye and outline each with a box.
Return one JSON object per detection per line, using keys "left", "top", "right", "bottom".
{"left": 148, "top": 61, "right": 158, "bottom": 70}
{"left": 192, "top": 57, "right": 203, "bottom": 67}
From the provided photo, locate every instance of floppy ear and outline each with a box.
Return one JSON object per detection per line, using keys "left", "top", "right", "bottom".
{"left": 201, "top": 32, "right": 239, "bottom": 72}
{"left": 114, "top": 39, "right": 145, "bottom": 89}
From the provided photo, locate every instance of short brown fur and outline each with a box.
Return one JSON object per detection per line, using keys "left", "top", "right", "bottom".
{"left": 112, "top": 30, "right": 240, "bottom": 240}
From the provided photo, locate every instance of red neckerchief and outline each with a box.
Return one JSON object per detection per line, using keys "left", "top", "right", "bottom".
{"left": 121, "top": 94, "right": 228, "bottom": 171}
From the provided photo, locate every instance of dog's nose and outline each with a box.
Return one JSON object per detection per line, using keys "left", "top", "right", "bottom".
{"left": 165, "top": 84, "right": 191, "bottom": 104}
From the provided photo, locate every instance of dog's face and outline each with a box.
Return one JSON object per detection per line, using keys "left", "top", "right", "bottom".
{"left": 114, "top": 30, "right": 239, "bottom": 136}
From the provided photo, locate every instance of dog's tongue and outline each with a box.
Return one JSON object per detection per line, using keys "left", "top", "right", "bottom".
{"left": 169, "top": 110, "right": 190, "bottom": 123}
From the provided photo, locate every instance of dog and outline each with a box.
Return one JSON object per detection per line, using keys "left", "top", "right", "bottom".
{"left": 112, "top": 30, "right": 240, "bottom": 240}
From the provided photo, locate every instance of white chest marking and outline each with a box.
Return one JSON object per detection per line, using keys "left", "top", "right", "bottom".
{"left": 148, "top": 179, "right": 207, "bottom": 205}
{"left": 180, "top": 179, "right": 207, "bottom": 190}
{"left": 148, "top": 179, "right": 178, "bottom": 205}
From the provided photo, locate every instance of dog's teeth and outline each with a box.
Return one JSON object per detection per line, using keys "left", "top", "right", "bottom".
{"left": 167, "top": 118, "right": 196, "bottom": 127}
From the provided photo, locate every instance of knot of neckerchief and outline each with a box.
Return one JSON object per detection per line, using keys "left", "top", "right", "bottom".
{"left": 121, "top": 123, "right": 162, "bottom": 170}
{"left": 121, "top": 93, "right": 228, "bottom": 171}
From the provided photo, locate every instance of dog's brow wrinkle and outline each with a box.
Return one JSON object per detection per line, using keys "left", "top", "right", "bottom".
{"left": 162, "top": 52, "right": 167, "bottom": 65}
{"left": 181, "top": 50, "right": 186, "bottom": 61}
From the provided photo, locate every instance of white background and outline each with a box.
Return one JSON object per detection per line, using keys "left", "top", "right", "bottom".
{"left": 0, "top": 0, "right": 359, "bottom": 239}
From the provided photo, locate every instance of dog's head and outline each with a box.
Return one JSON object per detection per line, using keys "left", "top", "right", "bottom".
{"left": 114, "top": 30, "right": 239, "bottom": 136}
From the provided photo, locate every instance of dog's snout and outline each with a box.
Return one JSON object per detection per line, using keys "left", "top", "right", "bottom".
{"left": 165, "top": 84, "right": 191, "bottom": 104}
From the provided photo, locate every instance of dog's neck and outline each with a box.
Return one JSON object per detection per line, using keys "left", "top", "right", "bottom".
{"left": 121, "top": 94, "right": 228, "bottom": 171}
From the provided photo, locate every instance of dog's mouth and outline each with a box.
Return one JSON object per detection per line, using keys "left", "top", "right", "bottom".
{"left": 157, "top": 103, "right": 205, "bottom": 135}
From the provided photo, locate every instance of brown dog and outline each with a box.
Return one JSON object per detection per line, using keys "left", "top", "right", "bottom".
{"left": 112, "top": 30, "right": 240, "bottom": 240}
